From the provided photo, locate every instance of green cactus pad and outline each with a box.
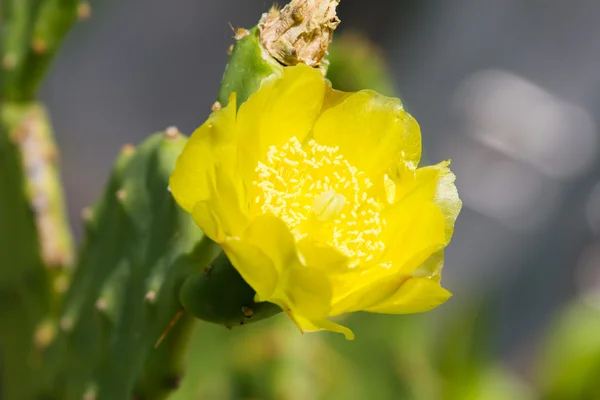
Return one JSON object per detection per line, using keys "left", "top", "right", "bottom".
{"left": 217, "top": 27, "right": 283, "bottom": 107}
{"left": 40, "top": 130, "right": 220, "bottom": 400}
{"left": 180, "top": 251, "right": 282, "bottom": 329}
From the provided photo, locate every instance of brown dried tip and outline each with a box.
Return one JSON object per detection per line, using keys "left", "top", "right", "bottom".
{"left": 211, "top": 101, "right": 222, "bottom": 112}
{"left": 259, "top": 0, "right": 340, "bottom": 67}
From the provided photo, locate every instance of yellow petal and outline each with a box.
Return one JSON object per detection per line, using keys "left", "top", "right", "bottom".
{"left": 313, "top": 90, "right": 421, "bottom": 175}
{"left": 279, "top": 264, "right": 332, "bottom": 319}
{"left": 169, "top": 93, "right": 238, "bottom": 212}
{"left": 365, "top": 277, "right": 451, "bottom": 314}
{"left": 320, "top": 85, "right": 352, "bottom": 113}
{"left": 330, "top": 189, "right": 446, "bottom": 315}
{"left": 296, "top": 238, "right": 349, "bottom": 272}
{"left": 416, "top": 161, "right": 462, "bottom": 243}
{"left": 191, "top": 201, "right": 220, "bottom": 242}
{"left": 412, "top": 250, "right": 445, "bottom": 278}
{"left": 191, "top": 163, "right": 249, "bottom": 242}
{"left": 290, "top": 313, "right": 355, "bottom": 340}
{"left": 237, "top": 64, "right": 326, "bottom": 186}
{"left": 240, "top": 215, "right": 297, "bottom": 272}
{"left": 223, "top": 238, "right": 279, "bottom": 300}
{"left": 228, "top": 215, "right": 333, "bottom": 320}
{"left": 381, "top": 201, "right": 446, "bottom": 275}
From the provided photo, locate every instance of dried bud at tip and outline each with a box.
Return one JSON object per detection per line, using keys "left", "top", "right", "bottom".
{"left": 259, "top": 0, "right": 340, "bottom": 67}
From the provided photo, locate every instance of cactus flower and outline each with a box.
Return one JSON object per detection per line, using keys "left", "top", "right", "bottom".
{"left": 170, "top": 65, "right": 461, "bottom": 339}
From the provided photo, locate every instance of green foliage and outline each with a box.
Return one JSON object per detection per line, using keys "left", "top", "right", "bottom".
{"left": 537, "top": 301, "right": 600, "bottom": 400}
{"left": 326, "top": 31, "right": 398, "bottom": 97}
{"left": 2, "top": 0, "right": 78, "bottom": 100}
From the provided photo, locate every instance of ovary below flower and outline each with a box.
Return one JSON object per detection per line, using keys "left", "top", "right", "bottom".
{"left": 170, "top": 64, "right": 462, "bottom": 339}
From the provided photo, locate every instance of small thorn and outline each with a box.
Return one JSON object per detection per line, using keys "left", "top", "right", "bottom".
{"left": 32, "top": 38, "right": 47, "bottom": 54}
{"left": 211, "top": 101, "right": 222, "bottom": 112}
{"left": 121, "top": 143, "right": 135, "bottom": 155}
{"left": 95, "top": 298, "right": 107, "bottom": 311}
{"left": 145, "top": 290, "right": 156, "bottom": 303}
{"left": 203, "top": 267, "right": 211, "bottom": 276}
{"left": 165, "top": 126, "right": 180, "bottom": 140}
{"left": 239, "top": 320, "right": 245, "bottom": 326}
{"left": 3, "top": 54, "right": 16, "bottom": 70}
{"left": 116, "top": 189, "right": 127, "bottom": 202}
{"left": 230, "top": 24, "right": 249, "bottom": 40}
{"left": 53, "top": 275, "right": 69, "bottom": 294}
{"left": 34, "top": 320, "right": 56, "bottom": 350}
{"left": 167, "top": 185, "right": 172, "bottom": 193}
{"left": 60, "top": 316, "right": 73, "bottom": 332}
{"left": 225, "top": 325, "right": 232, "bottom": 331}
{"left": 82, "top": 387, "right": 97, "bottom": 400}
{"left": 155, "top": 308, "right": 184, "bottom": 348}
{"left": 242, "top": 306, "right": 254, "bottom": 318}
{"left": 81, "top": 206, "right": 93, "bottom": 221}
{"left": 77, "top": 2, "right": 92, "bottom": 20}
{"left": 227, "top": 44, "right": 234, "bottom": 55}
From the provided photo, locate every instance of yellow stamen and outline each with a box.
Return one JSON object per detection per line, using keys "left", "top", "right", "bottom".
{"left": 251, "top": 136, "right": 386, "bottom": 266}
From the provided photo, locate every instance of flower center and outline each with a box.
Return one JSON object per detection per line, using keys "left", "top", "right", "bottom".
{"left": 251, "top": 136, "right": 386, "bottom": 267}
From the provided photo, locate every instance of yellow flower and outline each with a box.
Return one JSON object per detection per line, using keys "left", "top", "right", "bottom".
{"left": 170, "top": 65, "right": 461, "bottom": 339}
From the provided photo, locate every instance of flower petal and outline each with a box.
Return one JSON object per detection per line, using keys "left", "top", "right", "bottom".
{"left": 191, "top": 163, "right": 249, "bottom": 242}
{"left": 365, "top": 277, "right": 452, "bottom": 314}
{"left": 223, "top": 238, "right": 279, "bottom": 301}
{"left": 279, "top": 264, "right": 332, "bottom": 319}
{"left": 297, "top": 238, "right": 349, "bottom": 272}
{"left": 416, "top": 161, "right": 462, "bottom": 244}
{"left": 170, "top": 93, "right": 238, "bottom": 212}
{"left": 329, "top": 182, "right": 447, "bottom": 315}
{"left": 237, "top": 64, "right": 326, "bottom": 186}
{"left": 290, "top": 313, "right": 355, "bottom": 340}
{"left": 227, "top": 215, "right": 333, "bottom": 320}
{"left": 240, "top": 214, "right": 297, "bottom": 272}
{"left": 313, "top": 90, "right": 421, "bottom": 175}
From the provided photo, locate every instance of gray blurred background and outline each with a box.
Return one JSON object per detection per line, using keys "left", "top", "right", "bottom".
{"left": 41, "top": 0, "right": 600, "bottom": 379}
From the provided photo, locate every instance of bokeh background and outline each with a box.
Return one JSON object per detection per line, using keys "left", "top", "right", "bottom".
{"left": 40, "top": 0, "right": 600, "bottom": 398}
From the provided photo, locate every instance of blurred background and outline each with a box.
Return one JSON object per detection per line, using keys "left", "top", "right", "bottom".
{"left": 40, "top": 0, "right": 600, "bottom": 398}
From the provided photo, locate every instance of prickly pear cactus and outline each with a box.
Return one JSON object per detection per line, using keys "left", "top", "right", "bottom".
{"left": 1, "top": 1, "right": 343, "bottom": 399}
{"left": 39, "top": 130, "right": 220, "bottom": 400}
{"left": 0, "top": 102, "right": 74, "bottom": 400}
